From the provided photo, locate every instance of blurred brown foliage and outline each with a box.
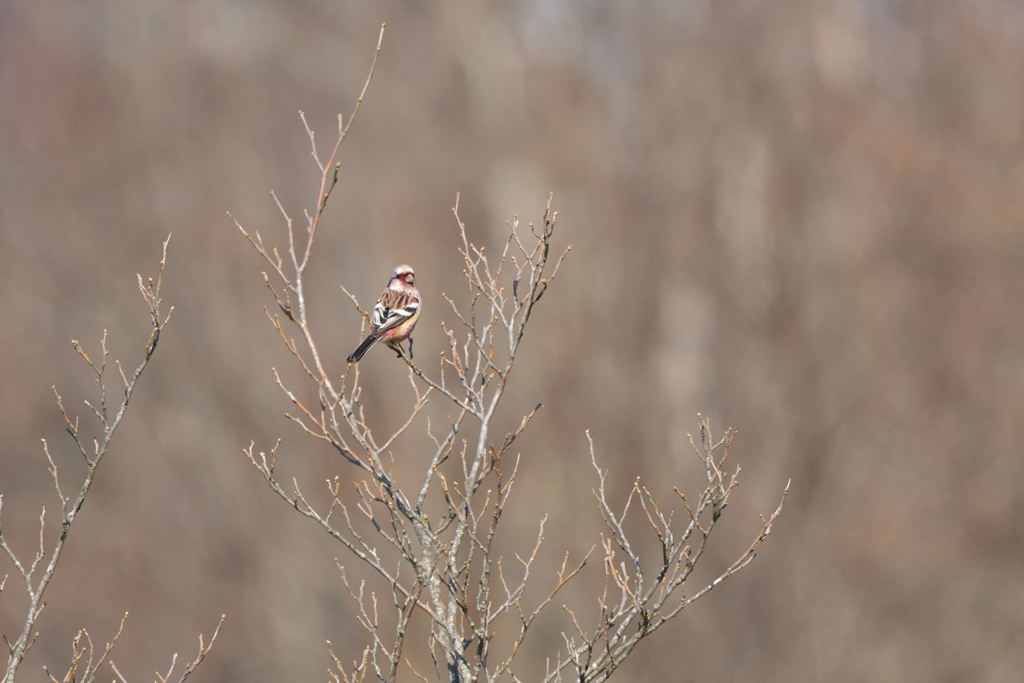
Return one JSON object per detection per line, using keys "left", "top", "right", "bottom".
{"left": 2, "top": 1, "right": 1023, "bottom": 681}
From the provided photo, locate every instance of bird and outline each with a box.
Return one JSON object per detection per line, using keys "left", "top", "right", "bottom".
{"left": 346, "top": 265, "right": 421, "bottom": 363}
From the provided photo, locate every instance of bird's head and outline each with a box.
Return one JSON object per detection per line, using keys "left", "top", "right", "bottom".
{"left": 390, "top": 265, "right": 416, "bottom": 289}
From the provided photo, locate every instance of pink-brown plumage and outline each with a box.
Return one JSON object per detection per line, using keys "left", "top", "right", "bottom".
{"left": 347, "top": 265, "right": 422, "bottom": 362}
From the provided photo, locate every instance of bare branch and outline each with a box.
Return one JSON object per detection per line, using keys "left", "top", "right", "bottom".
{"left": 229, "top": 24, "right": 788, "bottom": 683}
{"left": 2, "top": 237, "right": 174, "bottom": 683}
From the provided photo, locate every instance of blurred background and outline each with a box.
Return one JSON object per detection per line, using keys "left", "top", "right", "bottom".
{"left": 2, "top": 1, "right": 1023, "bottom": 680}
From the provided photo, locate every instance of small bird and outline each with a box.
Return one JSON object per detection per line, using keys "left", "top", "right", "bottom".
{"left": 346, "top": 265, "right": 422, "bottom": 363}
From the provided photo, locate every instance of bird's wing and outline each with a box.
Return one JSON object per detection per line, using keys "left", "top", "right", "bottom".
{"left": 371, "top": 289, "right": 421, "bottom": 336}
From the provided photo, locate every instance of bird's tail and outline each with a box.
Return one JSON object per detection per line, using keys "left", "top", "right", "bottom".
{"left": 346, "top": 334, "right": 379, "bottom": 363}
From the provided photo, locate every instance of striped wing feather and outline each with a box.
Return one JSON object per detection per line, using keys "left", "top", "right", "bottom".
{"left": 372, "top": 289, "right": 420, "bottom": 336}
